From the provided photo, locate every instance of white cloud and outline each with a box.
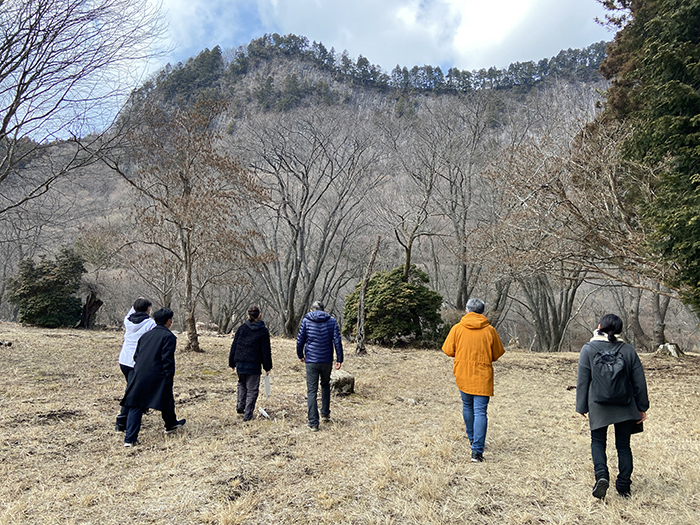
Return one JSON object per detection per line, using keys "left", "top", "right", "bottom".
{"left": 156, "top": 0, "right": 613, "bottom": 73}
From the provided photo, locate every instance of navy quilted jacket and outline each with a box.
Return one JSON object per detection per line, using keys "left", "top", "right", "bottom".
{"left": 296, "top": 310, "right": 343, "bottom": 364}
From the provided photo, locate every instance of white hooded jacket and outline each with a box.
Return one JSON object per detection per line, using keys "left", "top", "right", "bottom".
{"left": 118, "top": 307, "right": 156, "bottom": 368}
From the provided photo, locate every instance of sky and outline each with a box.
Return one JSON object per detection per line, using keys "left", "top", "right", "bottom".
{"left": 156, "top": 0, "right": 615, "bottom": 73}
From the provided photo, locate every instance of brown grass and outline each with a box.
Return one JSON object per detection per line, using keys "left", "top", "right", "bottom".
{"left": 0, "top": 320, "right": 698, "bottom": 524}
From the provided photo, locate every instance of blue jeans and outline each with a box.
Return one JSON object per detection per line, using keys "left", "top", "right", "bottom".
{"left": 306, "top": 362, "right": 332, "bottom": 426}
{"left": 460, "top": 391, "right": 490, "bottom": 453}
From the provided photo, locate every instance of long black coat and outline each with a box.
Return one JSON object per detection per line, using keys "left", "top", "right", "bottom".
{"left": 121, "top": 325, "right": 177, "bottom": 411}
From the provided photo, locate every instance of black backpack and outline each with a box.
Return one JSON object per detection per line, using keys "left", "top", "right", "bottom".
{"left": 591, "top": 343, "right": 632, "bottom": 405}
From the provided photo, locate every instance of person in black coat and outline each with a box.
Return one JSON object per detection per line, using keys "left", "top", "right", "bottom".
{"left": 229, "top": 305, "right": 272, "bottom": 421}
{"left": 121, "top": 308, "right": 186, "bottom": 446}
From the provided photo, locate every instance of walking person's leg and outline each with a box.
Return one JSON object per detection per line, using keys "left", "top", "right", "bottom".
{"left": 614, "top": 421, "right": 634, "bottom": 497}
{"left": 237, "top": 373, "right": 248, "bottom": 414}
{"left": 161, "top": 391, "right": 185, "bottom": 433}
{"left": 116, "top": 364, "right": 133, "bottom": 431}
{"left": 243, "top": 374, "right": 261, "bottom": 421}
{"left": 472, "top": 395, "right": 490, "bottom": 454}
{"left": 460, "top": 391, "right": 475, "bottom": 445}
{"left": 124, "top": 406, "right": 143, "bottom": 445}
{"left": 319, "top": 363, "right": 333, "bottom": 420}
{"left": 306, "top": 363, "right": 321, "bottom": 429}
{"left": 590, "top": 426, "right": 610, "bottom": 498}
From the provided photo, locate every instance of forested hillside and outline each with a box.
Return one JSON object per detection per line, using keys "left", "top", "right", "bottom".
{"left": 2, "top": 32, "right": 698, "bottom": 353}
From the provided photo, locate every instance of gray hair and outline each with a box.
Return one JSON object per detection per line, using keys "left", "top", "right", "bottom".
{"left": 311, "top": 300, "right": 325, "bottom": 311}
{"left": 466, "top": 298, "right": 485, "bottom": 314}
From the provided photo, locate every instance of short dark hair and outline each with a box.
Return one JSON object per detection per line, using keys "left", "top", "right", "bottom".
{"left": 466, "top": 298, "right": 485, "bottom": 314}
{"left": 133, "top": 298, "right": 152, "bottom": 312}
{"left": 311, "top": 300, "right": 324, "bottom": 311}
{"left": 598, "top": 313, "right": 623, "bottom": 343}
{"left": 153, "top": 308, "right": 174, "bottom": 326}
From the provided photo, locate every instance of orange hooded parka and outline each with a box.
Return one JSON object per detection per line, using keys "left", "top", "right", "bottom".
{"left": 442, "top": 312, "right": 505, "bottom": 396}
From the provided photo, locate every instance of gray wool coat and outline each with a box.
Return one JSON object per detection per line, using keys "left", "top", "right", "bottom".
{"left": 576, "top": 335, "right": 649, "bottom": 431}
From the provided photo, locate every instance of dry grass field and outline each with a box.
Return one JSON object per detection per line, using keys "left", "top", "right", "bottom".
{"left": 0, "top": 321, "right": 698, "bottom": 525}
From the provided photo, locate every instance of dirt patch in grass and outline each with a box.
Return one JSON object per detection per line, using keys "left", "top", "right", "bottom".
{"left": 0, "top": 321, "right": 698, "bottom": 524}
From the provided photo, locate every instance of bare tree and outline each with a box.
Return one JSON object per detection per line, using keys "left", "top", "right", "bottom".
{"left": 233, "top": 107, "right": 385, "bottom": 336}
{"left": 104, "top": 97, "right": 268, "bottom": 351}
{"left": 376, "top": 109, "right": 443, "bottom": 282}
{"left": 420, "top": 93, "right": 500, "bottom": 308}
{"left": 355, "top": 235, "right": 380, "bottom": 355}
{"left": 0, "top": 0, "right": 166, "bottom": 215}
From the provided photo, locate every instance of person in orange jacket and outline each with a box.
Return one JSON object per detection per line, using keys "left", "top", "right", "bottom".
{"left": 442, "top": 298, "right": 505, "bottom": 462}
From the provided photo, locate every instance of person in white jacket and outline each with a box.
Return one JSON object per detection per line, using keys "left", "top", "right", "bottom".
{"left": 115, "top": 298, "right": 156, "bottom": 431}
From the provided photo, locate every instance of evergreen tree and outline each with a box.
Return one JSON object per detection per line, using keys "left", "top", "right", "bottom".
{"left": 343, "top": 265, "right": 443, "bottom": 346}
{"left": 600, "top": 0, "right": 700, "bottom": 309}
{"left": 6, "top": 248, "right": 86, "bottom": 328}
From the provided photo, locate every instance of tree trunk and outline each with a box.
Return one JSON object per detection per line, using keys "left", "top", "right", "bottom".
{"left": 182, "top": 230, "right": 202, "bottom": 352}
{"left": 486, "top": 279, "right": 511, "bottom": 328}
{"left": 628, "top": 289, "right": 651, "bottom": 351}
{"left": 184, "top": 309, "right": 201, "bottom": 352}
{"left": 402, "top": 237, "right": 413, "bottom": 282}
{"left": 652, "top": 283, "right": 671, "bottom": 349}
{"left": 78, "top": 291, "right": 103, "bottom": 329}
{"left": 456, "top": 263, "right": 467, "bottom": 311}
{"left": 356, "top": 235, "right": 381, "bottom": 355}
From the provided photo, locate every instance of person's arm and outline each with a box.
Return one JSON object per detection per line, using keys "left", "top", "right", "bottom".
{"left": 629, "top": 348, "right": 649, "bottom": 413}
{"left": 228, "top": 327, "right": 239, "bottom": 369}
{"left": 296, "top": 319, "right": 307, "bottom": 361}
{"left": 124, "top": 307, "right": 136, "bottom": 327}
{"left": 332, "top": 319, "right": 343, "bottom": 368}
{"left": 262, "top": 329, "right": 273, "bottom": 373}
{"left": 442, "top": 326, "right": 456, "bottom": 357}
{"left": 491, "top": 329, "right": 505, "bottom": 361}
{"left": 575, "top": 347, "right": 591, "bottom": 415}
{"left": 161, "top": 333, "right": 177, "bottom": 379}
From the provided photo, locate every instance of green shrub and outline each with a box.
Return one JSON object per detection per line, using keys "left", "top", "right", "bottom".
{"left": 343, "top": 265, "right": 443, "bottom": 346}
{"left": 6, "top": 248, "right": 86, "bottom": 328}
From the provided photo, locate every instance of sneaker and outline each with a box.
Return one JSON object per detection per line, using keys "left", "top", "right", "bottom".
{"left": 617, "top": 489, "right": 631, "bottom": 499}
{"left": 321, "top": 415, "right": 331, "bottom": 423}
{"left": 309, "top": 425, "right": 319, "bottom": 432}
{"left": 236, "top": 408, "right": 244, "bottom": 415}
{"left": 124, "top": 441, "right": 138, "bottom": 447}
{"left": 115, "top": 423, "right": 126, "bottom": 432}
{"left": 592, "top": 478, "right": 609, "bottom": 499}
{"left": 471, "top": 451, "right": 484, "bottom": 463}
{"left": 165, "top": 419, "right": 186, "bottom": 434}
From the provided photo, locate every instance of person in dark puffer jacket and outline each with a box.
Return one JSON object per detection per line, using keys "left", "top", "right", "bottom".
{"left": 229, "top": 305, "right": 273, "bottom": 421}
{"left": 296, "top": 300, "right": 343, "bottom": 431}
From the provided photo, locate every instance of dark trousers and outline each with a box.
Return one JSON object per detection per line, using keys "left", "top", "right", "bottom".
{"left": 306, "top": 362, "right": 332, "bottom": 427}
{"left": 124, "top": 400, "right": 177, "bottom": 444}
{"left": 237, "top": 373, "right": 261, "bottom": 421}
{"left": 590, "top": 421, "right": 634, "bottom": 493}
{"left": 116, "top": 364, "right": 133, "bottom": 430}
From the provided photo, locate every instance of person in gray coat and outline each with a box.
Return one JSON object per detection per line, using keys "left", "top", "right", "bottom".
{"left": 576, "top": 313, "right": 649, "bottom": 499}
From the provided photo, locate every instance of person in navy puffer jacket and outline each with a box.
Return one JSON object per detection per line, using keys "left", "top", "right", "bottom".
{"left": 296, "top": 301, "right": 343, "bottom": 431}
